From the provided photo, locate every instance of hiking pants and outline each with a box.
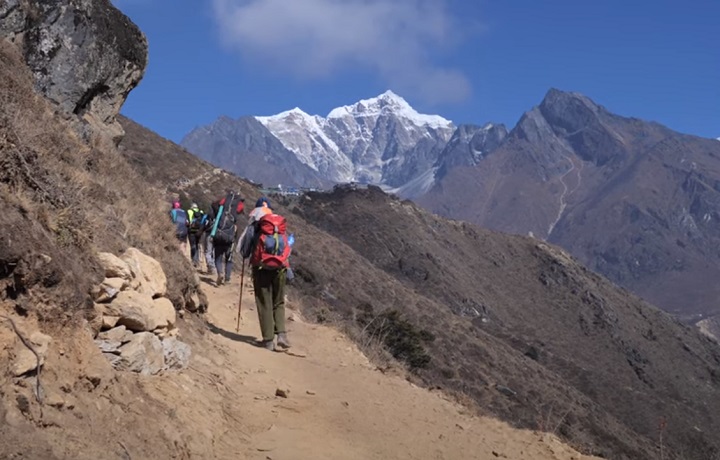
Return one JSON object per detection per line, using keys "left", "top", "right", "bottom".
{"left": 188, "top": 232, "right": 201, "bottom": 265}
{"left": 214, "top": 243, "right": 233, "bottom": 281}
{"left": 202, "top": 234, "right": 214, "bottom": 272}
{"left": 252, "top": 267, "right": 286, "bottom": 342}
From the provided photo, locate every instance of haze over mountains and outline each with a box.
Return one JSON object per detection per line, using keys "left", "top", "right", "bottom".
{"left": 184, "top": 90, "right": 720, "bottom": 322}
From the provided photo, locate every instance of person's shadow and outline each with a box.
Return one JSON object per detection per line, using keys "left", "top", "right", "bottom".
{"left": 205, "top": 319, "right": 264, "bottom": 348}
{"left": 199, "top": 275, "right": 216, "bottom": 286}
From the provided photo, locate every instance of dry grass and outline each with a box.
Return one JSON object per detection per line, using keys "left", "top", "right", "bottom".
{"left": 0, "top": 42, "right": 202, "bottom": 317}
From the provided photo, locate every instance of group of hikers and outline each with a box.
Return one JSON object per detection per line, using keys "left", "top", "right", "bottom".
{"left": 169, "top": 191, "right": 292, "bottom": 351}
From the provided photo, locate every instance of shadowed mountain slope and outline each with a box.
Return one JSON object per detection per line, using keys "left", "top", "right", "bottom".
{"left": 419, "top": 89, "right": 720, "bottom": 320}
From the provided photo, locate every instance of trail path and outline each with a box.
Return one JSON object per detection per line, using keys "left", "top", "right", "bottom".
{"left": 143, "top": 274, "right": 599, "bottom": 460}
{"left": 547, "top": 154, "right": 583, "bottom": 239}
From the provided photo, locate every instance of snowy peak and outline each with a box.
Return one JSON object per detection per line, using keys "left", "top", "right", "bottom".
{"left": 252, "top": 91, "right": 456, "bottom": 187}
{"left": 328, "top": 90, "right": 453, "bottom": 129}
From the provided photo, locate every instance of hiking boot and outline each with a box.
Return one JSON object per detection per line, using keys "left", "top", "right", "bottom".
{"left": 262, "top": 340, "right": 275, "bottom": 351}
{"left": 276, "top": 332, "right": 291, "bottom": 349}
{"left": 216, "top": 275, "right": 223, "bottom": 286}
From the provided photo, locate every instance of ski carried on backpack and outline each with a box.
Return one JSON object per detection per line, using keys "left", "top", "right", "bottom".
{"left": 210, "top": 202, "right": 225, "bottom": 238}
{"left": 211, "top": 192, "right": 238, "bottom": 246}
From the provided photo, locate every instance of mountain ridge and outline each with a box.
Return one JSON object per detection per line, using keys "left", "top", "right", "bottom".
{"left": 182, "top": 90, "right": 459, "bottom": 189}
{"left": 419, "top": 89, "right": 720, "bottom": 319}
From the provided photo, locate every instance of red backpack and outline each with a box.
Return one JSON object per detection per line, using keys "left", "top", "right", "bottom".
{"left": 251, "top": 214, "right": 291, "bottom": 269}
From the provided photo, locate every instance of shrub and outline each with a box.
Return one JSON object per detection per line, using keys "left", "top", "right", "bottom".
{"left": 356, "top": 304, "right": 434, "bottom": 370}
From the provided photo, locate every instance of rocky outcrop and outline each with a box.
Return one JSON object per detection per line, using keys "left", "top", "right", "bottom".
{"left": 0, "top": 0, "right": 147, "bottom": 141}
{"left": 92, "top": 248, "right": 190, "bottom": 374}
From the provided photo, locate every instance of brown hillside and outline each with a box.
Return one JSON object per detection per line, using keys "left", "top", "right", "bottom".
{"left": 119, "top": 117, "right": 720, "bottom": 460}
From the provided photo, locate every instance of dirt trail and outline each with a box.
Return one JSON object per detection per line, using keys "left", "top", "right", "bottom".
{"left": 149, "top": 274, "right": 599, "bottom": 460}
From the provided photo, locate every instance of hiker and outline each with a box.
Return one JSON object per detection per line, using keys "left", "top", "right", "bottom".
{"left": 169, "top": 201, "right": 189, "bottom": 254}
{"left": 187, "top": 203, "right": 207, "bottom": 268}
{"left": 208, "top": 191, "right": 245, "bottom": 286}
{"left": 239, "top": 197, "right": 292, "bottom": 351}
{"left": 200, "top": 214, "right": 215, "bottom": 275}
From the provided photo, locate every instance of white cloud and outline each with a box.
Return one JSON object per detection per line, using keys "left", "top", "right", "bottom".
{"left": 212, "top": 0, "right": 471, "bottom": 104}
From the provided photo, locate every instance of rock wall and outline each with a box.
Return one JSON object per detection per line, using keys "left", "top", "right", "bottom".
{"left": 0, "top": 0, "right": 148, "bottom": 141}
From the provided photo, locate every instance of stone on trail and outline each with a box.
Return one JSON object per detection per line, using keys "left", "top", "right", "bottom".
{"left": 116, "top": 332, "right": 164, "bottom": 375}
{"left": 97, "top": 252, "right": 133, "bottom": 280}
{"left": 275, "top": 388, "right": 290, "bottom": 398}
{"left": 162, "top": 337, "right": 191, "bottom": 370}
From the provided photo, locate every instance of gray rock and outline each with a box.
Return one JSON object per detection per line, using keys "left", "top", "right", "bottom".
{"left": 97, "top": 325, "right": 133, "bottom": 344}
{"left": 0, "top": 0, "right": 148, "bottom": 142}
{"left": 103, "top": 352, "right": 122, "bottom": 367}
{"left": 0, "top": 0, "right": 26, "bottom": 36}
{"left": 117, "top": 332, "right": 164, "bottom": 375}
{"left": 161, "top": 337, "right": 191, "bottom": 370}
{"left": 94, "top": 339, "right": 121, "bottom": 354}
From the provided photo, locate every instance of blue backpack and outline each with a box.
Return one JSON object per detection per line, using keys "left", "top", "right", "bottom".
{"left": 170, "top": 208, "right": 189, "bottom": 238}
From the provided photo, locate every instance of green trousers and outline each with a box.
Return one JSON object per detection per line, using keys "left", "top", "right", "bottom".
{"left": 252, "top": 267, "right": 287, "bottom": 341}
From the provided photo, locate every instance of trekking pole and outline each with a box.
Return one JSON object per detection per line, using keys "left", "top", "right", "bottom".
{"left": 236, "top": 258, "right": 246, "bottom": 333}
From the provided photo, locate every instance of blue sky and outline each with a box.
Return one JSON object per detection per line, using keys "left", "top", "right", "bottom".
{"left": 115, "top": 0, "right": 719, "bottom": 143}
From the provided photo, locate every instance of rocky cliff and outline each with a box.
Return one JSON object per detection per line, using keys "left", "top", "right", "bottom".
{"left": 0, "top": 0, "right": 147, "bottom": 141}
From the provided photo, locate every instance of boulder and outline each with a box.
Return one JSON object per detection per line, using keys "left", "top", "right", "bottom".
{"left": 11, "top": 331, "right": 52, "bottom": 377}
{"left": 97, "top": 325, "right": 133, "bottom": 344}
{"left": 102, "top": 315, "right": 120, "bottom": 329}
{"left": 95, "top": 277, "right": 128, "bottom": 303}
{"left": 103, "top": 290, "right": 156, "bottom": 332}
{"left": 117, "top": 332, "right": 164, "bottom": 375}
{"left": 121, "top": 248, "right": 167, "bottom": 298}
{"left": 162, "top": 338, "right": 191, "bottom": 370}
{"left": 0, "top": 0, "right": 148, "bottom": 141}
{"left": 97, "top": 253, "right": 132, "bottom": 280}
{"left": 151, "top": 298, "right": 176, "bottom": 330}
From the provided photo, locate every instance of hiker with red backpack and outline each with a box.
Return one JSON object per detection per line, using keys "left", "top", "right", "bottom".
{"left": 239, "top": 197, "right": 292, "bottom": 351}
{"left": 209, "top": 191, "right": 245, "bottom": 286}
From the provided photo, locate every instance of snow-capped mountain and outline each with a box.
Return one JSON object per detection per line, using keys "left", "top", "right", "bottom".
{"left": 255, "top": 91, "right": 456, "bottom": 187}
{"left": 255, "top": 108, "right": 355, "bottom": 182}
{"left": 181, "top": 91, "right": 480, "bottom": 195}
